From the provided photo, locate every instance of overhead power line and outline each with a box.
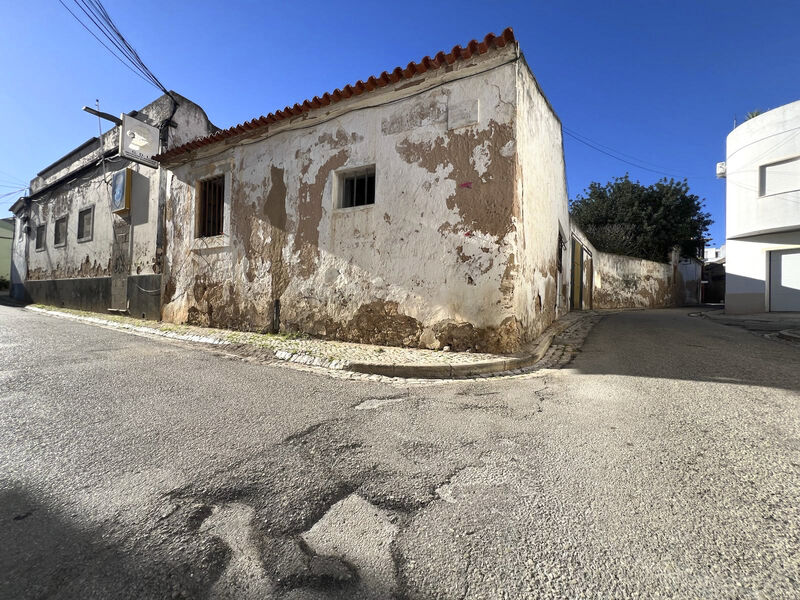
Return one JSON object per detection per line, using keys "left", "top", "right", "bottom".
{"left": 562, "top": 128, "right": 703, "bottom": 180}
{"left": 58, "top": 0, "right": 171, "bottom": 96}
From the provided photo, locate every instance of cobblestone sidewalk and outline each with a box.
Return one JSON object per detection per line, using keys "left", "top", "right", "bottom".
{"left": 26, "top": 304, "right": 603, "bottom": 381}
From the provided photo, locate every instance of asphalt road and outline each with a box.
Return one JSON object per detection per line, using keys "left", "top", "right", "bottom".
{"left": 1, "top": 305, "right": 798, "bottom": 599}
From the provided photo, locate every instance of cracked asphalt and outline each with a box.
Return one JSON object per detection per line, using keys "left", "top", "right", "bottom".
{"left": 1, "top": 304, "right": 799, "bottom": 599}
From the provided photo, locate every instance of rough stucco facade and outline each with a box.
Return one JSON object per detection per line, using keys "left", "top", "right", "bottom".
{"left": 159, "top": 30, "right": 572, "bottom": 353}
{"left": 570, "top": 223, "right": 680, "bottom": 309}
{"left": 11, "top": 93, "right": 216, "bottom": 317}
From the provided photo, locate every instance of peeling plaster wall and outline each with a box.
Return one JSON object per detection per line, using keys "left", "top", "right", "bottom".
{"left": 570, "top": 222, "right": 677, "bottom": 309}
{"left": 592, "top": 251, "right": 676, "bottom": 309}
{"left": 10, "top": 215, "right": 28, "bottom": 301}
{"left": 514, "top": 58, "right": 571, "bottom": 342}
{"left": 18, "top": 94, "right": 215, "bottom": 315}
{"left": 163, "top": 46, "right": 541, "bottom": 352}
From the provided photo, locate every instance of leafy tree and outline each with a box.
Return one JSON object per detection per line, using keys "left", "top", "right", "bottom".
{"left": 569, "top": 175, "right": 712, "bottom": 262}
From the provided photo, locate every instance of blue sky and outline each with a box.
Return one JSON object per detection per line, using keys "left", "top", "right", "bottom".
{"left": 2, "top": 1, "right": 799, "bottom": 246}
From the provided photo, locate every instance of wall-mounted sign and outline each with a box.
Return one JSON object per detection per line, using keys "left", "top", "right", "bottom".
{"left": 111, "top": 168, "right": 131, "bottom": 214}
{"left": 119, "top": 114, "right": 159, "bottom": 167}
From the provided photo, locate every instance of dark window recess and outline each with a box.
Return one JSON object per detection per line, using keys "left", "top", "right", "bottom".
{"left": 556, "top": 232, "right": 564, "bottom": 272}
{"left": 341, "top": 170, "right": 375, "bottom": 208}
{"left": 197, "top": 175, "right": 225, "bottom": 237}
{"left": 35, "top": 225, "right": 45, "bottom": 250}
{"left": 54, "top": 217, "right": 67, "bottom": 246}
{"left": 77, "top": 207, "right": 93, "bottom": 241}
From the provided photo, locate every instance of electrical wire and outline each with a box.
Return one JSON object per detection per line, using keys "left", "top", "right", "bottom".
{"left": 59, "top": 0, "right": 171, "bottom": 96}
{"left": 562, "top": 130, "right": 699, "bottom": 180}
{"left": 0, "top": 188, "right": 28, "bottom": 200}
{"left": 0, "top": 170, "right": 29, "bottom": 185}
{"left": 58, "top": 0, "right": 154, "bottom": 86}
{"left": 562, "top": 127, "right": 702, "bottom": 176}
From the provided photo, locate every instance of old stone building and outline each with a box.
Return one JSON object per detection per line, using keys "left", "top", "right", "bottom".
{"left": 155, "top": 29, "right": 572, "bottom": 353}
{"left": 10, "top": 93, "right": 216, "bottom": 318}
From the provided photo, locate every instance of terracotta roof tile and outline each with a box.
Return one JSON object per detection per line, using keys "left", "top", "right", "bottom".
{"left": 156, "top": 27, "right": 515, "bottom": 162}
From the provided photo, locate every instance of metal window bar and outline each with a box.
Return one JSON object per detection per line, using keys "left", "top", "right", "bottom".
{"left": 342, "top": 171, "right": 375, "bottom": 208}
{"left": 200, "top": 176, "right": 224, "bottom": 237}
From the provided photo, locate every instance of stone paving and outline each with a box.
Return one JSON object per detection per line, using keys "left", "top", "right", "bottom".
{"left": 26, "top": 304, "right": 603, "bottom": 383}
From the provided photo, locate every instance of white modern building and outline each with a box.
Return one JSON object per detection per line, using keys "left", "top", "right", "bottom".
{"left": 704, "top": 245, "right": 726, "bottom": 263}
{"left": 720, "top": 100, "right": 800, "bottom": 313}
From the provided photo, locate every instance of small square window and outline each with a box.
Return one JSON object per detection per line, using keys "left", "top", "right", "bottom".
{"left": 35, "top": 224, "right": 45, "bottom": 251}
{"left": 54, "top": 216, "right": 67, "bottom": 247}
{"left": 197, "top": 175, "right": 225, "bottom": 238}
{"left": 77, "top": 207, "right": 94, "bottom": 242}
{"left": 340, "top": 168, "right": 375, "bottom": 208}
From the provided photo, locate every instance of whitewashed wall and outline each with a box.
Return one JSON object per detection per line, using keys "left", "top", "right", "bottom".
{"left": 162, "top": 44, "right": 569, "bottom": 352}
{"left": 725, "top": 100, "right": 800, "bottom": 313}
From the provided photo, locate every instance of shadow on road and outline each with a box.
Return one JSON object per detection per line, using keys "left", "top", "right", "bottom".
{"left": 0, "top": 485, "right": 228, "bottom": 600}
{"left": 569, "top": 308, "right": 800, "bottom": 393}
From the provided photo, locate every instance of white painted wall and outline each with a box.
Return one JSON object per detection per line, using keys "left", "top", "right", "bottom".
{"left": 20, "top": 94, "right": 215, "bottom": 283}
{"left": 514, "top": 57, "right": 571, "bottom": 341}
{"left": 724, "top": 100, "right": 800, "bottom": 313}
{"left": 162, "top": 44, "right": 569, "bottom": 352}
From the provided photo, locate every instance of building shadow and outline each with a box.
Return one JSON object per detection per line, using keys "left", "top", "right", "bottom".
{"left": 0, "top": 484, "right": 227, "bottom": 600}
{"left": 569, "top": 308, "right": 800, "bottom": 393}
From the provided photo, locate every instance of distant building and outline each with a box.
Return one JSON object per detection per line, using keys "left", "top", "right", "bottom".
{"left": 9, "top": 92, "right": 216, "bottom": 317}
{"left": 720, "top": 100, "right": 800, "bottom": 313}
{"left": 703, "top": 245, "right": 726, "bottom": 263}
{"left": 702, "top": 244, "right": 726, "bottom": 304}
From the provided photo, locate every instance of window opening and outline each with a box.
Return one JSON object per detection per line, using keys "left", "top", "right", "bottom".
{"left": 340, "top": 169, "right": 375, "bottom": 208}
{"left": 77, "top": 207, "right": 94, "bottom": 242}
{"left": 35, "top": 224, "right": 45, "bottom": 251}
{"left": 54, "top": 217, "right": 67, "bottom": 247}
{"left": 197, "top": 175, "right": 225, "bottom": 237}
{"left": 557, "top": 231, "right": 564, "bottom": 272}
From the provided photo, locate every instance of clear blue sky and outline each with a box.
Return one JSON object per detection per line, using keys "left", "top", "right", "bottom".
{"left": 2, "top": 1, "right": 799, "bottom": 246}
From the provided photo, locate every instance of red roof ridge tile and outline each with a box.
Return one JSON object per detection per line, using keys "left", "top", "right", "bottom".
{"left": 156, "top": 27, "right": 516, "bottom": 162}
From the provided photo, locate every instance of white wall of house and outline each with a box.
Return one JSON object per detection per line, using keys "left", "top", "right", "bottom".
{"left": 23, "top": 94, "right": 213, "bottom": 282}
{"left": 11, "top": 93, "right": 215, "bottom": 316}
{"left": 514, "top": 57, "right": 572, "bottom": 340}
{"left": 9, "top": 213, "right": 26, "bottom": 299}
{"left": 161, "top": 42, "right": 569, "bottom": 352}
{"left": 724, "top": 100, "right": 800, "bottom": 313}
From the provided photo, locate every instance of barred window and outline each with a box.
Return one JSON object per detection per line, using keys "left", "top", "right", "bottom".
{"left": 340, "top": 168, "right": 375, "bottom": 208}
{"left": 197, "top": 175, "right": 225, "bottom": 237}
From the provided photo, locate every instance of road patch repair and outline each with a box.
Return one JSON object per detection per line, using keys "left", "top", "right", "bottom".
{"left": 24, "top": 304, "right": 602, "bottom": 380}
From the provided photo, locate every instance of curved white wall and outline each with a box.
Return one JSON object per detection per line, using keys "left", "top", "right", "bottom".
{"left": 724, "top": 100, "right": 800, "bottom": 313}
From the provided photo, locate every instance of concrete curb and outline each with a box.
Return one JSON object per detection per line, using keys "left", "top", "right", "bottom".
{"left": 698, "top": 310, "right": 800, "bottom": 333}
{"left": 346, "top": 315, "right": 580, "bottom": 379}
{"left": 777, "top": 329, "right": 800, "bottom": 343}
{"left": 24, "top": 305, "right": 586, "bottom": 380}
{"left": 26, "top": 307, "right": 231, "bottom": 346}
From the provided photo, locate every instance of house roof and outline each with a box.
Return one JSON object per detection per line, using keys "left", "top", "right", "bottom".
{"left": 155, "top": 27, "right": 516, "bottom": 163}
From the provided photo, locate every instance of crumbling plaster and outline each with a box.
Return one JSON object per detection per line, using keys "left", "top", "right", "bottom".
{"left": 162, "top": 44, "right": 570, "bottom": 352}
{"left": 22, "top": 95, "right": 215, "bottom": 286}
{"left": 592, "top": 251, "right": 676, "bottom": 309}
{"left": 513, "top": 57, "right": 572, "bottom": 343}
